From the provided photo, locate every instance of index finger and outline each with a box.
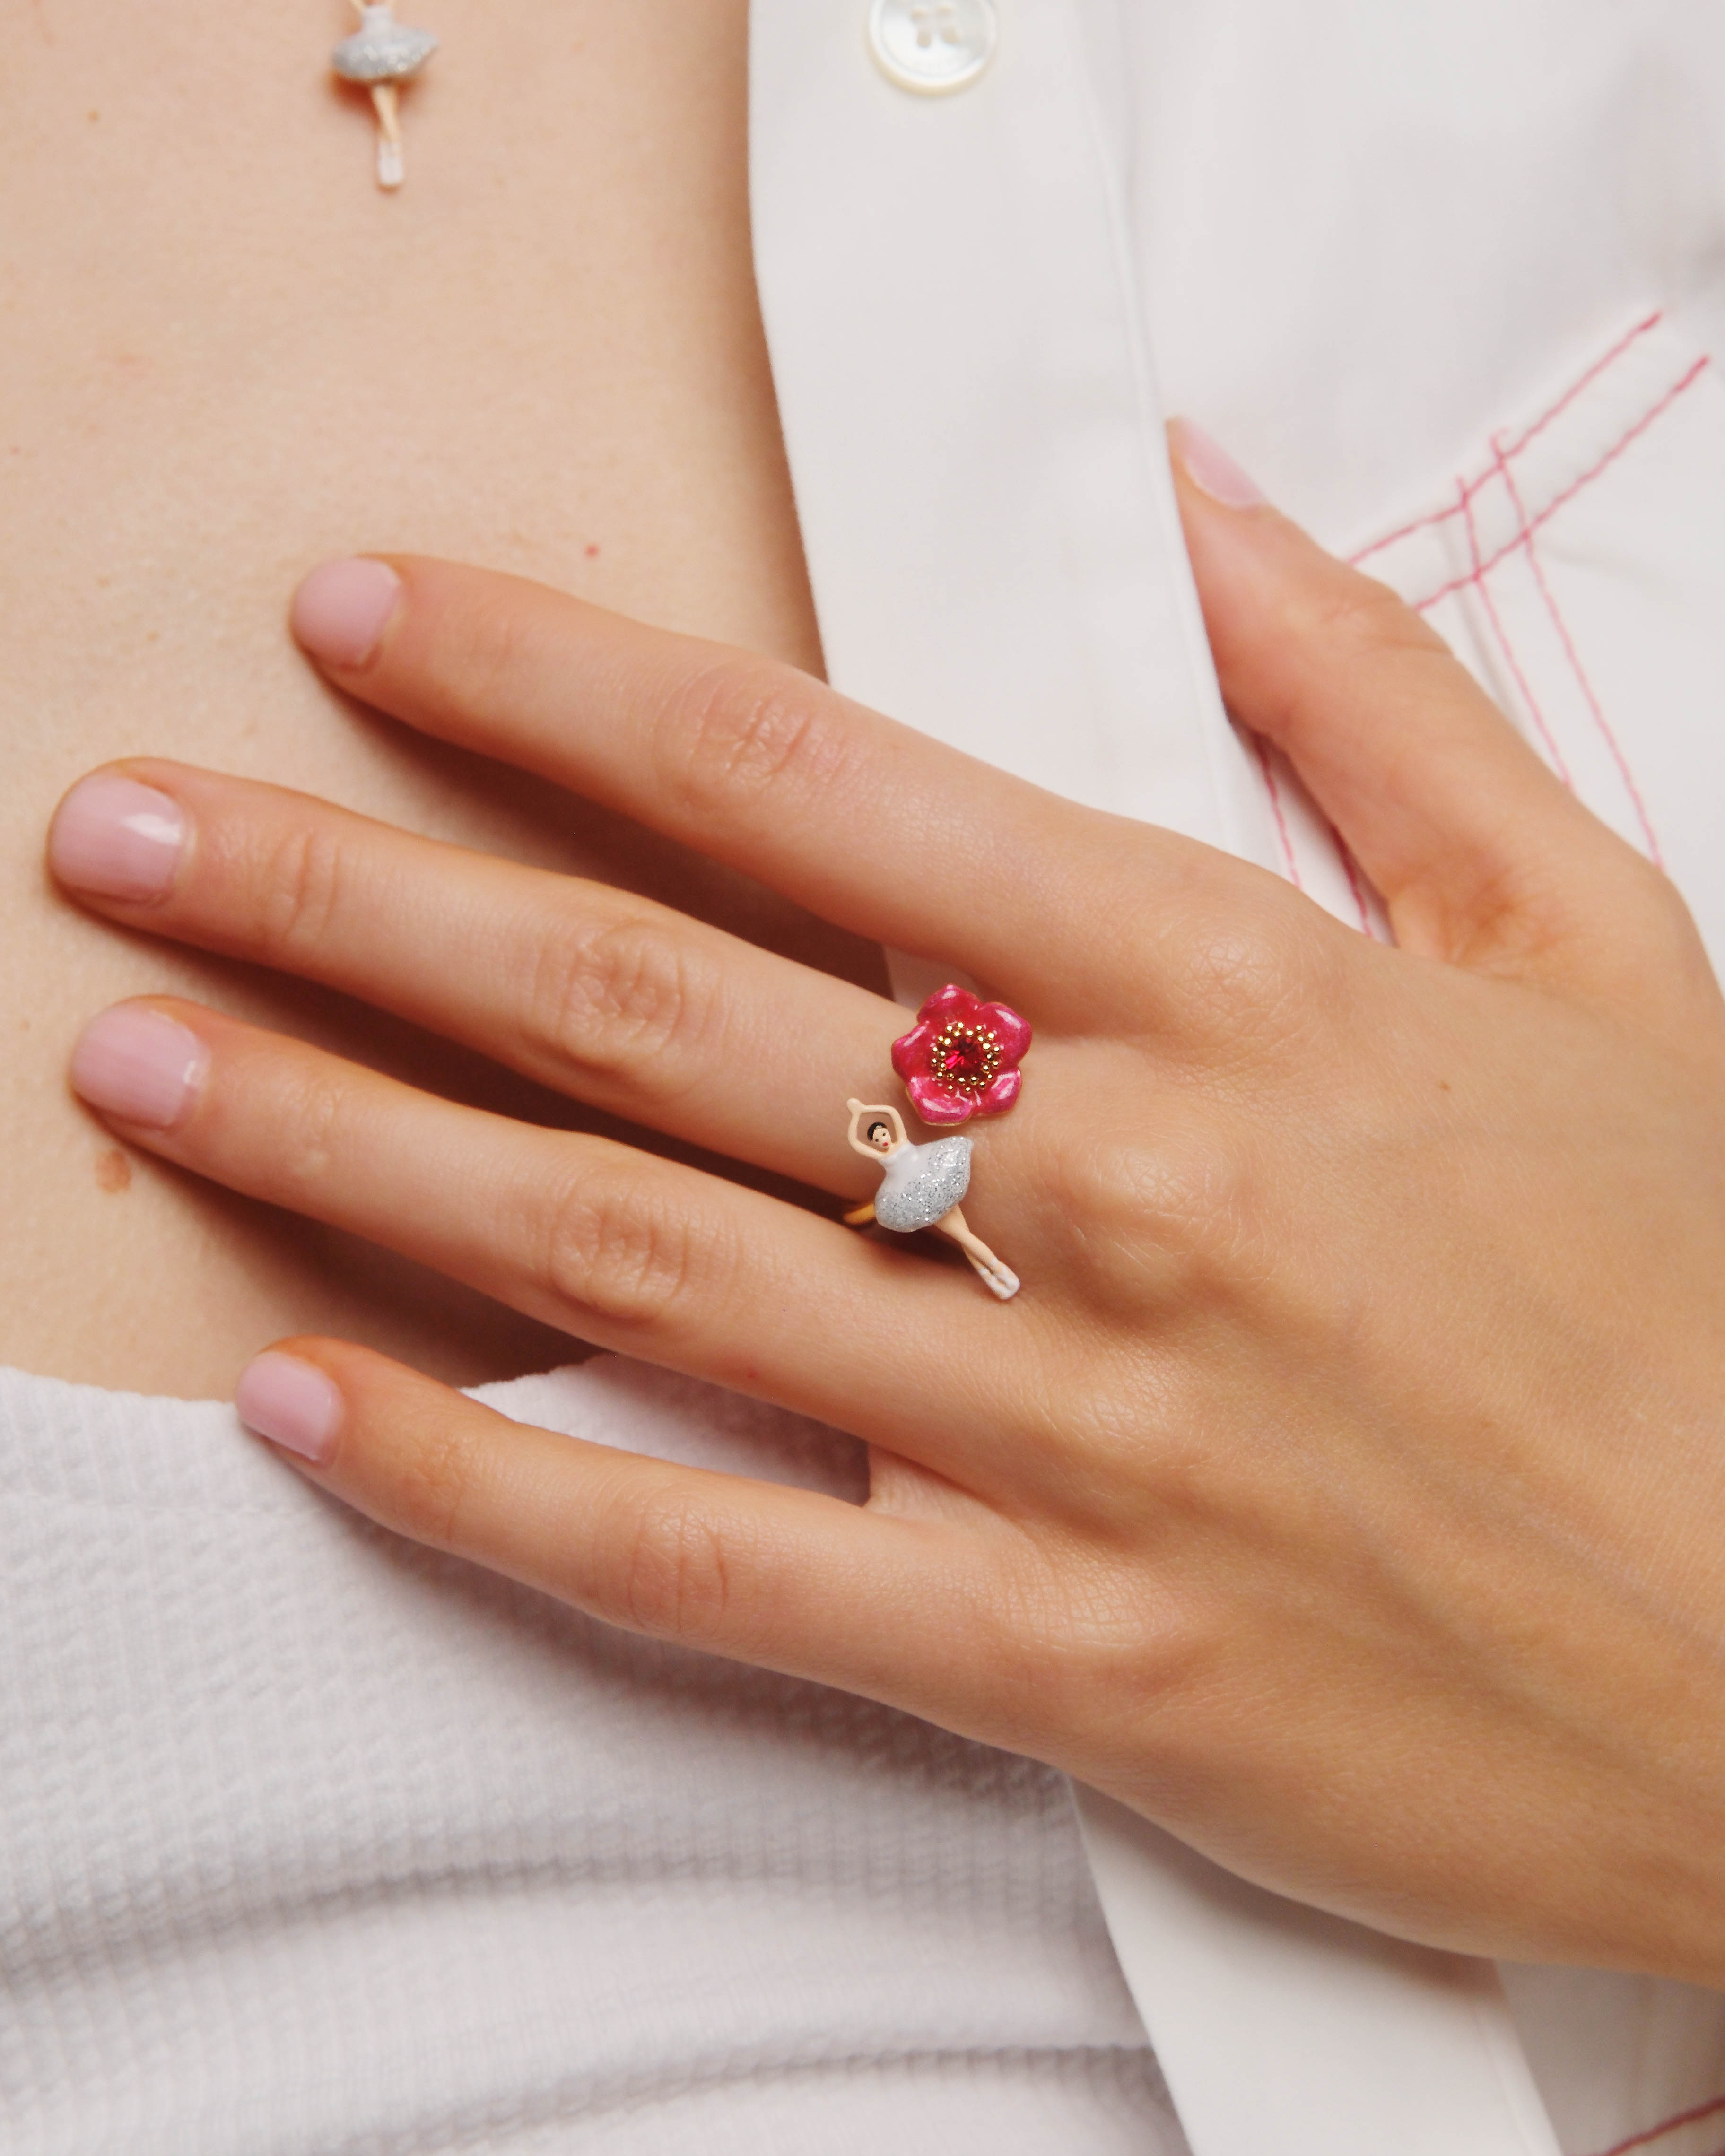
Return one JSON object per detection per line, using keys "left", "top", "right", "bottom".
{"left": 290, "top": 555, "right": 1194, "bottom": 1016}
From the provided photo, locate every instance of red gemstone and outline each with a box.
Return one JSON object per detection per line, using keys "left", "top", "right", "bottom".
{"left": 940, "top": 1035, "right": 992, "bottom": 1082}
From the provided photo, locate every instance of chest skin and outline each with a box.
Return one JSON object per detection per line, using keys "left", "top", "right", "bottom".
{"left": 0, "top": 0, "right": 882, "bottom": 1393}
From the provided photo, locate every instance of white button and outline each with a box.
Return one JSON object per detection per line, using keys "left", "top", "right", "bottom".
{"left": 869, "top": 0, "right": 997, "bottom": 95}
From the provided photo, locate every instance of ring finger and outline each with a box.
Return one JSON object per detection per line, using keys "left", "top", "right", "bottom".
{"left": 68, "top": 997, "right": 1023, "bottom": 1457}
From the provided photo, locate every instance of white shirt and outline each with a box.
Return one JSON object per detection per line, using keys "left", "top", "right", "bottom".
{"left": 752, "top": 3, "right": 1725, "bottom": 2151}
{"left": 8, "top": 7, "right": 1725, "bottom": 2153}
{"left": 1, "top": 1361, "right": 1182, "bottom": 2156}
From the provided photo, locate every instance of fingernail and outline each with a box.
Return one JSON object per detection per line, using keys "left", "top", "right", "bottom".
{"left": 70, "top": 1005, "right": 209, "bottom": 1130}
{"left": 1169, "top": 418, "right": 1269, "bottom": 510}
{"left": 290, "top": 557, "right": 402, "bottom": 669}
{"left": 49, "top": 774, "right": 185, "bottom": 902}
{"left": 236, "top": 1351, "right": 343, "bottom": 1465}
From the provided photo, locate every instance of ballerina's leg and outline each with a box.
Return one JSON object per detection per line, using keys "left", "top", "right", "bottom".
{"left": 935, "top": 1208, "right": 1020, "bottom": 1302}
{"left": 369, "top": 83, "right": 405, "bottom": 189}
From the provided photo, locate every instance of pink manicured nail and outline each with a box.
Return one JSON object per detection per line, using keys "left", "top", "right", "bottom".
{"left": 290, "top": 557, "right": 402, "bottom": 669}
{"left": 49, "top": 775, "right": 185, "bottom": 902}
{"left": 1170, "top": 418, "right": 1269, "bottom": 509}
{"left": 70, "top": 1005, "right": 209, "bottom": 1130}
{"left": 236, "top": 1352, "right": 343, "bottom": 1465}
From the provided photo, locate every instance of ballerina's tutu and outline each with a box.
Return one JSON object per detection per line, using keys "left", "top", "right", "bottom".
{"left": 332, "top": 6, "right": 438, "bottom": 84}
{"left": 874, "top": 1137, "right": 973, "bottom": 1234}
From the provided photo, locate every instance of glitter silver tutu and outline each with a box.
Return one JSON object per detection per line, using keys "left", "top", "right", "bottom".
{"left": 332, "top": 6, "right": 438, "bottom": 84}
{"left": 874, "top": 1136, "right": 972, "bottom": 1234}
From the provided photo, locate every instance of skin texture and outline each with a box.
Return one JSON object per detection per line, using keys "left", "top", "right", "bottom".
{"left": 50, "top": 444, "right": 1725, "bottom": 1985}
{"left": 0, "top": 0, "right": 858, "bottom": 1391}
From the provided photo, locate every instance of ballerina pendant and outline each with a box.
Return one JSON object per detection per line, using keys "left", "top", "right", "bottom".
{"left": 331, "top": 2, "right": 438, "bottom": 191}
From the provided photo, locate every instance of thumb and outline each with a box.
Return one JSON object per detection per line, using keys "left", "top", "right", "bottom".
{"left": 1168, "top": 418, "right": 1662, "bottom": 980}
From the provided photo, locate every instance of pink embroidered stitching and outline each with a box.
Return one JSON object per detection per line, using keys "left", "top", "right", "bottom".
{"left": 1253, "top": 735, "right": 1303, "bottom": 889}
{"left": 1411, "top": 356, "right": 1710, "bottom": 614}
{"left": 1490, "top": 430, "right": 1665, "bottom": 865}
{"left": 1261, "top": 315, "right": 1694, "bottom": 934}
{"left": 1588, "top": 2092, "right": 1725, "bottom": 2156}
{"left": 1350, "top": 311, "right": 1665, "bottom": 569}
{"left": 1458, "top": 474, "right": 1573, "bottom": 786}
{"left": 1496, "top": 308, "right": 1666, "bottom": 459}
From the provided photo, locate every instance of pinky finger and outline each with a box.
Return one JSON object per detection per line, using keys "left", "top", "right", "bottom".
{"left": 236, "top": 1337, "right": 984, "bottom": 1706}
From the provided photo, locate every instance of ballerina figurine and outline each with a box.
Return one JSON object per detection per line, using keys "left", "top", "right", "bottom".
{"left": 331, "top": 2, "right": 439, "bottom": 191}
{"left": 845, "top": 1101, "right": 1020, "bottom": 1301}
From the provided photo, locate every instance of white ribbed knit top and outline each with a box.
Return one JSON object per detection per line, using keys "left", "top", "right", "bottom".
{"left": 0, "top": 1356, "right": 1186, "bottom": 2155}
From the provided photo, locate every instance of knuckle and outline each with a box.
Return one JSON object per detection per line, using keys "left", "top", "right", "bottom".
{"left": 540, "top": 1164, "right": 704, "bottom": 1336}
{"left": 1264, "top": 566, "right": 1452, "bottom": 753}
{"left": 390, "top": 1414, "right": 481, "bottom": 1549}
{"left": 1131, "top": 1128, "right": 1251, "bottom": 1247}
{"left": 1161, "top": 896, "right": 1338, "bottom": 1050}
{"left": 652, "top": 657, "right": 845, "bottom": 827}
{"left": 611, "top": 1493, "right": 735, "bottom": 1642}
{"left": 522, "top": 910, "right": 720, "bottom": 1098}
{"left": 255, "top": 824, "right": 350, "bottom": 957}
{"left": 1288, "top": 563, "right": 1436, "bottom": 664}
{"left": 269, "top": 1062, "right": 353, "bottom": 1200}
{"left": 1174, "top": 917, "right": 1291, "bottom": 1031}
{"left": 1073, "top": 1579, "right": 1214, "bottom": 1704}
{"left": 1047, "top": 1118, "right": 1258, "bottom": 1306}
{"left": 982, "top": 1536, "right": 1207, "bottom": 1731}
{"left": 445, "top": 582, "right": 541, "bottom": 709}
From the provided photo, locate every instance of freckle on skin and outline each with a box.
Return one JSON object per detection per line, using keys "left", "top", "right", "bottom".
{"left": 94, "top": 1148, "right": 132, "bottom": 1194}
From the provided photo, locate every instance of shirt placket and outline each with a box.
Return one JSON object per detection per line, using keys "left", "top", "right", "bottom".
{"left": 747, "top": 5, "right": 1562, "bottom": 2150}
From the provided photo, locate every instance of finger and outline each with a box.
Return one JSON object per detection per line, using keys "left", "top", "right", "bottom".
{"left": 233, "top": 1338, "right": 1007, "bottom": 1721}
{"left": 49, "top": 761, "right": 905, "bottom": 1197}
{"left": 1168, "top": 419, "right": 1676, "bottom": 978}
{"left": 288, "top": 554, "right": 1192, "bottom": 1016}
{"left": 69, "top": 998, "right": 1027, "bottom": 1464}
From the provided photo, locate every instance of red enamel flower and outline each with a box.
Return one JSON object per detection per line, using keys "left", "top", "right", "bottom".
{"left": 891, "top": 984, "right": 1032, "bottom": 1125}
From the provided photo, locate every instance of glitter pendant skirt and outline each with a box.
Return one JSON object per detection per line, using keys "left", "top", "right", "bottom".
{"left": 332, "top": 20, "right": 438, "bottom": 83}
{"left": 874, "top": 1137, "right": 973, "bottom": 1233}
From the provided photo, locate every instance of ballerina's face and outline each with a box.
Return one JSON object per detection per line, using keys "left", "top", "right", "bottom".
{"left": 845, "top": 1102, "right": 905, "bottom": 1158}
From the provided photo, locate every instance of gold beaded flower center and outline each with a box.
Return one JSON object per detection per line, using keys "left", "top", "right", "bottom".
{"left": 931, "top": 1019, "right": 1002, "bottom": 1096}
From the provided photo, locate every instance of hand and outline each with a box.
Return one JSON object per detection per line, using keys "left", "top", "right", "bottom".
{"left": 48, "top": 435, "right": 1725, "bottom": 1983}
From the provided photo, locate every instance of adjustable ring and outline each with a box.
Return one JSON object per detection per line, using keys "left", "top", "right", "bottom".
{"left": 844, "top": 986, "right": 1030, "bottom": 1301}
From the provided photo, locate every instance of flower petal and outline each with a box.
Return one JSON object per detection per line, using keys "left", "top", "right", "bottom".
{"left": 917, "top": 983, "right": 977, "bottom": 1025}
{"left": 906, "top": 1075, "right": 974, "bottom": 1124}
{"left": 890, "top": 1021, "right": 936, "bottom": 1082}
{"left": 974, "top": 1068, "right": 1023, "bottom": 1116}
{"left": 978, "top": 1002, "right": 1032, "bottom": 1064}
